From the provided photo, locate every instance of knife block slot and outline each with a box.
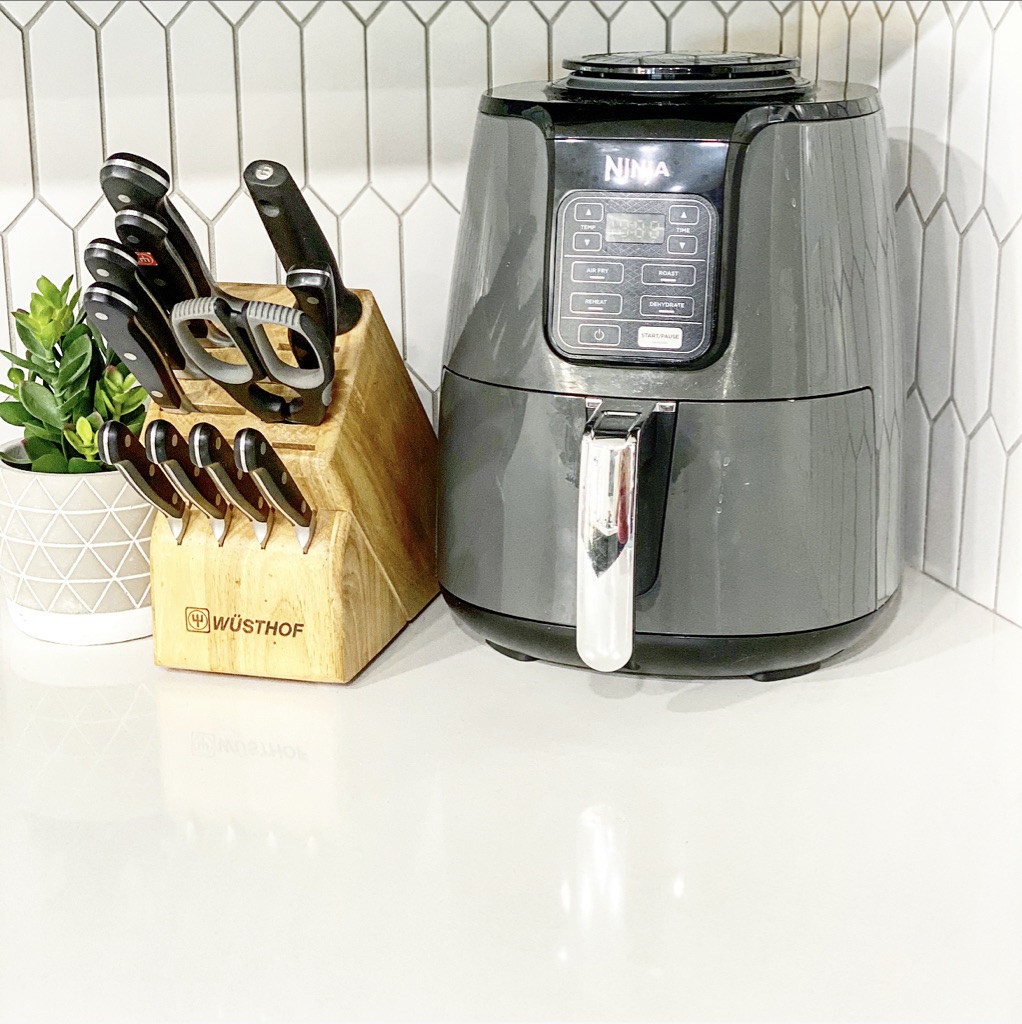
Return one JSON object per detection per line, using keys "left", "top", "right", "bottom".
{"left": 145, "top": 285, "right": 438, "bottom": 685}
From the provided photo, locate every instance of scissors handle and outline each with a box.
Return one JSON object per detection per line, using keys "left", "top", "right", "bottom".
{"left": 170, "top": 297, "right": 287, "bottom": 423}
{"left": 244, "top": 300, "right": 333, "bottom": 426}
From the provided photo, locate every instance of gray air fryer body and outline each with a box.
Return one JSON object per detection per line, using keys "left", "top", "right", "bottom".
{"left": 438, "top": 52, "right": 903, "bottom": 680}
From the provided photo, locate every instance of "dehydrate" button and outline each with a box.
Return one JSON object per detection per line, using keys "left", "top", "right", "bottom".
{"left": 640, "top": 295, "right": 694, "bottom": 318}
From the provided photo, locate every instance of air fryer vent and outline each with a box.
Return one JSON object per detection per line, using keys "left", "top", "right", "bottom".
{"left": 559, "top": 50, "right": 811, "bottom": 97}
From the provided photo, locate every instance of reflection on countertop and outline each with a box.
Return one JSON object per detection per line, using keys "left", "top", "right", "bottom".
{"left": 0, "top": 568, "right": 1020, "bottom": 1022}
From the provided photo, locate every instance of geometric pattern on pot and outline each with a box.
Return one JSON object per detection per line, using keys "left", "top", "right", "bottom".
{"left": 0, "top": 466, "right": 155, "bottom": 615}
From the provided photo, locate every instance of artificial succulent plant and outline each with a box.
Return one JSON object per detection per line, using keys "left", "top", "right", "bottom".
{"left": 0, "top": 275, "right": 146, "bottom": 473}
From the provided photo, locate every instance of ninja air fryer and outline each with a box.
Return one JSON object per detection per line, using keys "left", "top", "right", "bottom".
{"left": 437, "top": 52, "right": 903, "bottom": 679}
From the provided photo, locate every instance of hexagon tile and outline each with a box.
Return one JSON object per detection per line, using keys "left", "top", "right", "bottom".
{"left": 0, "top": 1, "right": 1019, "bottom": 627}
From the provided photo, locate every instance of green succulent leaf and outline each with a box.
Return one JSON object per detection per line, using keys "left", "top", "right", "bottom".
{"left": 119, "top": 385, "right": 148, "bottom": 416}
{"left": 37, "top": 277, "right": 63, "bottom": 308}
{"left": 19, "top": 380, "right": 63, "bottom": 428}
{"left": 0, "top": 400, "right": 36, "bottom": 426}
{"left": 7, "top": 367, "right": 25, "bottom": 385}
{"left": 31, "top": 451, "right": 69, "bottom": 474}
{"left": 24, "top": 422, "right": 64, "bottom": 444}
{"left": 68, "top": 457, "right": 107, "bottom": 474}
{"left": 24, "top": 436, "right": 62, "bottom": 461}
{"left": 63, "top": 427, "right": 91, "bottom": 456}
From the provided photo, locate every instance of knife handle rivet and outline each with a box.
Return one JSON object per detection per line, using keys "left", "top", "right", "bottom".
{"left": 300, "top": 501, "right": 307, "bottom": 514}
{"left": 254, "top": 164, "right": 274, "bottom": 181}
{"left": 96, "top": 268, "right": 109, "bottom": 277}
{"left": 127, "top": 234, "right": 140, "bottom": 244}
{"left": 260, "top": 442, "right": 267, "bottom": 455}
{"left": 307, "top": 296, "right": 320, "bottom": 305}
{"left": 117, "top": 193, "right": 131, "bottom": 204}
{"left": 95, "top": 312, "right": 109, "bottom": 321}
{"left": 281, "top": 472, "right": 287, "bottom": 484}
{"left": 124, "top": 351, "right": 137, "bottom": 361}
{"left": 152, "top": 391, "right": 164, "bottom": 399}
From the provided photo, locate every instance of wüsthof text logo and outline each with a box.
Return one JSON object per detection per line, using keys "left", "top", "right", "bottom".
{"left": 184, "top": 607, "right": 305, "bottom": 638}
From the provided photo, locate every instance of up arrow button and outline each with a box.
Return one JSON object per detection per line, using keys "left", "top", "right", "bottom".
{"left": 575, "top": 202, "right": 604, "bottom": 223}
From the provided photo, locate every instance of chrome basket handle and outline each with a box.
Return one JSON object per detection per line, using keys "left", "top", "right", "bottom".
{"left": 576, "top": 407, "right": 649, "bottom": 673}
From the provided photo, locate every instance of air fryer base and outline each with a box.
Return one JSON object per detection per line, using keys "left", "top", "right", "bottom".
{"left": 442, "top": 588, "right": 899, "bottom": 680}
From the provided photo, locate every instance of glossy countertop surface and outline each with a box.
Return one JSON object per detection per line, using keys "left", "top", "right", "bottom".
{"left": 1, "top": 568, "right": 1020, "bottom": 1022}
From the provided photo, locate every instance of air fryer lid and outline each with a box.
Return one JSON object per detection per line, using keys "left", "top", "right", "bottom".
{"left": 559, "top": 50, "right": 811, "bottom": 96}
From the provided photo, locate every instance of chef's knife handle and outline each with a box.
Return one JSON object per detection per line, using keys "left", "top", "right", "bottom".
{"left": 97, "top": 421, "right": 186, "bottom": 520}
{"left": 189, "top": 422, "right": 271, "bottom": 525}
{"left": 101, "top": 152, "right": 217, "bottom": 299}
{"left": 83, "top": 284, "right": 192, "bottom": 412}
{"left": 243, "top": 159, "right": 362, "bottom": 334}
{"left": 84, "top": 239, "right": 187, "bottom": 372}
{"left": 114, "top": 210, "right": 201, "bottom": 316}
{"left": 234, "top": 428, "right": 313, "bottom": 530}
{"left": 146, "top": 420, "right": 227, "bottom": 521}
{"left": 284, "top": 264, "right": 336, "bottom": 366}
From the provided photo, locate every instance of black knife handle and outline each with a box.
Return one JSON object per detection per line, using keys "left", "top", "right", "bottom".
{"left": 189, "top": 423, "right": 270, "bottom": 524}
{"left": 97, "top": 420, "right": 186, "bottom": 519}
{"left": 145, "top": 420, "right": 227, "bottom": 520}
{"left": 243, "top": 159, "right": 362, "bottom": 334}
{"left": 84, "top": 239, "right": 187, "bottom": 372}
{"left": 83, "top": 284, "right": 190, "bottom": 411}
{"left": 284, "top": 264, "right": 336, "bottom": 366}
{"left": 115, "top": 209, "right": 200, "bottom": 313}
{"left": 234, "top": 428, "right": 313, "bottom": 529}
{"left": 101, "top": 152, "right": 217, "bottom": 299}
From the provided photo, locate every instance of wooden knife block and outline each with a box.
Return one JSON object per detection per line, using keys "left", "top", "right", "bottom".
{"left": 144, "top": 285, "right": 438, "bottom": 684}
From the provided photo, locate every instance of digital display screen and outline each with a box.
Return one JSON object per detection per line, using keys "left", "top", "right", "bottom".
{"left": 605, "top": 212, "right": 666, "bottom": 244}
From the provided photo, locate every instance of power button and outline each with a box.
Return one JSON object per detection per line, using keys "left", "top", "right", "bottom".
{"left": 578, "top": 323, "right": 620, "bottom": 347}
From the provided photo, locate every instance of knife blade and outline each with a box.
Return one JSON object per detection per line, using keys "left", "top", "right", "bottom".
{"left": 84, "top": 238, "right": 198, "bottom": 375}
{"left": 100, "top": 152, "right": 220, "bottom": 301}
{"left": 243, "top": 159, "right": 362, "bottom": 336}
{"left": 188, "top": 422, "right": 272, "bottom": 547}
{"left": 234, "top": 427, "right": 314, "bottom": 552}
{"left": 83, "top": 284, "right": 194, "bottom": 413}
{"left": 97, "top": 420, "right": 189, "bottom": 542}
{"left": 146, "top": 420, "right": 229, "bottom": 544}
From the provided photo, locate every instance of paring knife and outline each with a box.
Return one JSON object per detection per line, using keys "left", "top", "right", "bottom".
{"left": 84, "top": 239, "right": 197, "bottom": 376}
{"left": 243, "top": 159, "right": 362, "bottom": 339}
{"left": 234, "top": 427, "right": 315, "bottom": 552}
{"left": 97, "top": 421, "right": 189, "bottom": 543}
{"left": 83, "top": 284, "right": 194, "bottom": 413}
{"left": 189, "top": 422, "right": 272, "bottom": 547}
{"left": 100, "top": 152, "right": 220, "bottom": 302}
{"left": 146, "top": 420, "right": 230, "bottom": 544}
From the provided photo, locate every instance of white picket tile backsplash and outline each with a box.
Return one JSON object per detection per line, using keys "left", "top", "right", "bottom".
{"left": 0, "top": 0, "right": 1019, "bottom": 627}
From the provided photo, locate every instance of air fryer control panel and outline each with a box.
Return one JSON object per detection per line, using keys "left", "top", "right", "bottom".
{"left": 550, "top": 189, "right": 718, "bottom": 364}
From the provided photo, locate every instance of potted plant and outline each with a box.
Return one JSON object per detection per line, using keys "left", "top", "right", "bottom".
{"left": 0, "top": 275, "right": 155, "bottom": 644}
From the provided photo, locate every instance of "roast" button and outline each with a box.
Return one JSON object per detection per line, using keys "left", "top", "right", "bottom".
{"left": 641, "top": 263, "right": 696, "bottom": 287}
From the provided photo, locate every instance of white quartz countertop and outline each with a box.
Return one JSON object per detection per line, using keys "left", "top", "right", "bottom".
{"left": 1, "top": 567, "right": 1020, "bottom": 1022}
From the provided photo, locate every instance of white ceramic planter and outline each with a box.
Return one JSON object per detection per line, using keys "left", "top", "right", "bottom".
{"left": 0, "top": 441, "right": 155, "bottom": 644}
